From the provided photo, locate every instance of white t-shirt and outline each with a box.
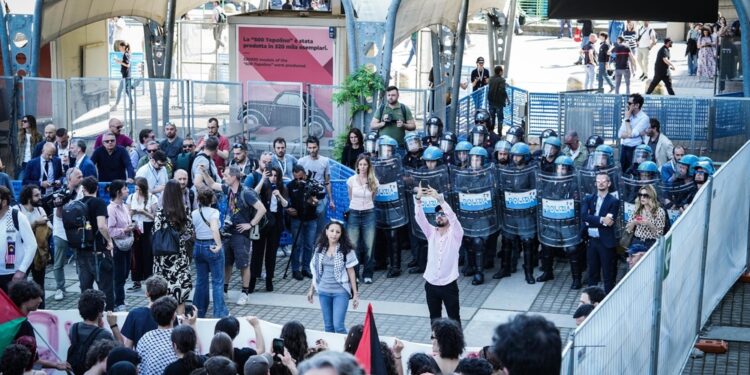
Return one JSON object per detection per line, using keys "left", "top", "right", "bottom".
{"left": 0, "top": 209, "right": 37, "bottom": 275}
{"left": 298, "top": 155, "right": 330, "bottom": 185}
{"left": 637, "top": 26, "right": 655, "bottom": 48}
{"left": 24, "top": 134, "right": 31, "bottom": 163}
{"left": 126, "top": 193, "right": 158, "bottom": 232}
{"left": 136, "top": 163, "right": 168, "bottom": 199}
{"left": 192, "top": 207, "right": 220, "bottom": 241}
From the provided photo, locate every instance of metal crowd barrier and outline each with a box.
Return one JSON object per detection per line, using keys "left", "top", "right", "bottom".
{"left": 562, "top": 140, "right": 750, "bottom": 375}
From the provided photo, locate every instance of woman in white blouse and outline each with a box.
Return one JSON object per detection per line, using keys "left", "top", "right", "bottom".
{"left": 126, "top": 177, "right": 158, "bottom": 292}
{"left": 345, "top": 154, "right": 379, "bottom": 284}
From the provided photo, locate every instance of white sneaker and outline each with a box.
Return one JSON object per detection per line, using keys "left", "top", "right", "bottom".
{"left": 237, "top": 293, "right": 249, "bottom": 305}
{"left": 364, "top": 278, "right": 373, "bottom": 284}
{"left": 54, "top": 289, "right": 64, "bottom": 301}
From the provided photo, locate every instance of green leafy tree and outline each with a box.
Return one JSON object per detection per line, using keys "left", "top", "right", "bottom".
{"left": 331, "top": 66, "right": 383, "bottom": 162}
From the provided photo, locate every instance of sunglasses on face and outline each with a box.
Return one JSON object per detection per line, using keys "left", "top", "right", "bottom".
{"left": 147, "top": 149, "right": 157, "bottom": 153}
{"left": 183, "top": 145, "right": 194, "bottom": 149}
{"left": 435, "top": 212, "right": 447, "bottom": 218}
{"left": 116, "top": 125, "right": 124, "bottom": 129}
{"left": 103, "top": 139, "right": 115, "bottom": 143}
{"left": 232, "top": 143, "right": 245, "bottom": 149}
{"left": 21, "top": 119, "right": 28, "bottom": 123}
{"left": 638, "top": 193, "right": 650, "bottom": 198}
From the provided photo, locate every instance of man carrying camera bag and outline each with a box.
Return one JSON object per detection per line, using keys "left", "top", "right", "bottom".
{"left": 286, "top": 165, "right": 320, "bottom": 281}
{"left": 369, "top": 86, "right": 417, "bottom": 149}
{"left": 201, "top": 165, "right": 266, "bottom": 306}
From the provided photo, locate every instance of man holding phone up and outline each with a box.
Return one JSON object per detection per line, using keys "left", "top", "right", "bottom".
{"left": 582, "top": 173, "right": 620, "bottom": 293}
{"left": 414, "top": 184, "right": 464, "bottom": 325}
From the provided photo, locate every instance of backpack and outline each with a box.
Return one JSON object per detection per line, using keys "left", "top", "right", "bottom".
{"left": 62, "top": 200, "right": 94, "bottom": 250}
{"left": 192, "top": 153, "right": 216, "bottom": 181}
{"left": 67, "top": 323, "right": 103, "bottom": 375}
{"left": 176, "top": 152, "right": 196, "bottom": 186}
{"left": 217, "top": 11, "right": 227, "bottom": 23}
{"left": 232, "top": 186, "right": 269, "bottom": 231}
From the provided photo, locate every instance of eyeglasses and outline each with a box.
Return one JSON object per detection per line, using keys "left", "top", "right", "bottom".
{"left": 183, "top": 144, "right": 195, "bottom": 149}
{"left": 103, "top": 139, "right": 115, "bottom": 143}
{"left": 638, "top": 193, "right": 650, "bottom": 198}
{"left": 115, "top": 125, "right": 124, "bottom": 129}
{"left": 147, "top": 149, "right": 157, "bottom": 153}
{"left": 435, "top": 212, "right": 446, "bottom": 217}
{"left": 21, "top": 119, "right": 28, "bottom": 123}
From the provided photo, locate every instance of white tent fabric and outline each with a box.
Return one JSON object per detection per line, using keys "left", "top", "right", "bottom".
{"left": 40, "top": 0, "right": 207, "bottom": 43}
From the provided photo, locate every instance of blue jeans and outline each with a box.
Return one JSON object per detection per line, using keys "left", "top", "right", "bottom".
{"left": 347, "top": 209, "right": 376, "bottom": 278}
{"left": 193, "top": 239, "right": 228, "bottom": 318}
{"left": 318, "top": 291, "right": 350, "bottom": 333}
{"left": 687, "top": 53, "right": 698, "bottom": 75}
{"left": 316, "top": 197, "right": 328, "bottom": 235}
{"left": 52, "top": 236, "right": 68, "bottom": 291}
{"left": 291, "top": 219, "right": 317, "bottom": 273}
{"left": 597, "top": 62, "right": 614, "bottom": 90}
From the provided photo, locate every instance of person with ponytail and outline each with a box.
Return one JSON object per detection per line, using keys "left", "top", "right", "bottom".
{"left": 164, "top": 325, "right": 206, "bottom": 375}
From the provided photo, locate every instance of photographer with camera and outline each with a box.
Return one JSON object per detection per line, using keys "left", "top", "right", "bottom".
{"left": 369, "top": 86, "right": 417, "bottom": 149}
{"left": 287, "top": 165, "right": 321, "bottom": 281}
{"left": 200, "top": 165, "right": 266, "bottom": 306}
{"left": 51, "top": 168, "right": 83, "bottom": 301}
{"left": 23, "top": 143, "right": 64, "bottom": 195}
{"left": 298, "top": 137, "right": 334, "bottom": 234}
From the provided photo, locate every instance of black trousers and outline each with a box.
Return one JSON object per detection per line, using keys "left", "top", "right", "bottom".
{"left": 425, "top": 280, "right": 461, "bottom": 326}
{"left": 251, "top": 220, "right": 283, "bottom": 281}
{"left": 646, "top": 73, "right": 675, "bottom": 95}
{"left": 620, "top": 145, "right": 636, "bottom": 173}
{"left": 587, "top": 238, "right": 617, "bottom": 293}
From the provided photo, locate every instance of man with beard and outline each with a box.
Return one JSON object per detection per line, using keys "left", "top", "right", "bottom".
{"left": 271, "top": 137, "right": 296, "bottom": 182}
{"left": 159, "top": 122, "right": 184, "bottom": 162}
{"left": 32, "top": 124, "right": 57, "bottom": 158}
{"left": 173, "top": 169, "right": 196, "bottom": 213}
{"left": 196, "top": 117, "right": 230, "bottom": 176}
{"left": 16, "top": 185, "right": 51, "bottom": 307}
{"left": 370, "top": 86, "right": 417, "bottom": 148}
{"left": 230, "top": 142, "right": 255, "bottom": 177}
{"left": 414, "top": 185, "right": 463, "bottom": 324}
{"left": 0, "top": 186, "right": 37, "bottom": 292}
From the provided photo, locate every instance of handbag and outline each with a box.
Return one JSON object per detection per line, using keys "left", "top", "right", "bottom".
{"left": 152, "top": 225, "right": 180, "bottom": 256}
{"left": 619, "top": 229, "right": 634, "bottom": 249}
{"left": 113, "top": 232, "right": 134, "bottom": 252}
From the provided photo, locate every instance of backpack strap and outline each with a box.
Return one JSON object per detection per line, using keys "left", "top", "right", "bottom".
{"left": 400, "top": 103, "right": 407, "bottom": 122}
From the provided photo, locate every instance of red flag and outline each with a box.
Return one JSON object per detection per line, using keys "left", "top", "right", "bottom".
{"left": 0, "top": 288, "right": 26, "bottom": 349}
{"left": 354, "top": 304, "right": 387, "bottom": 375}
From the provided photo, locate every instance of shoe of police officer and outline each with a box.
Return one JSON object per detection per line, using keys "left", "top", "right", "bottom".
{"left": 407, "top": 259, "right": 418, "bottom": 268}
{"left": 472, "top": 272, "right": 485, "bottom": 285}
{"left": 302, "top": 270, "right": 313, "bottom": 279}
{"left": 293, "top": 271, "right": 304, "bottom": 281}
{"left": 237, "top": 293, "right": 249, "bottom": 305}
{"left": 408, "top": 266, "right": 425, "bottom": 274}
{"left": 54, "top": 289, "right": 64, "bottom": 301}
{"left": 387, "top": 267, "right": 402, "bottom": 278}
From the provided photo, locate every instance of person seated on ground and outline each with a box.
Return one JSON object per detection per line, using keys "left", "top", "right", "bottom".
{"left": 106, "top": 347, "right": 141, "bottom": 373}
{"left": 491, "top": 315, "right": 561, "bottom": 375}
{"left": 121, "top": 275, "right": 169, "bottom": 348}
{"left": 473, "top": 346, "right": 503, "bottom": 375}
{"left": 9, "top": 280, "right": 70, "bottom": 371}
{"left": 574, "top": 304, "right": 596, "bottom": 326}
{"left": 431, "top": 318, "right": 465, "bottom": 375}
{"left": 407, "top": 353, "right": 442, "bottom": 375}
{"left": 0, "top": 344, "right": 46, "bottom": 375}
{"left": 164, "top": 325, "right": 206, "bottom": 375}
{"left": 455, "top": 358, "right": 493, "bottom": 375}
{"left": 84, "top": 340, "right": 120, "bottom": 375}
{"left": 214, "top": 316, "right": 266, "bottom": 372}
{"left": 379, "top": 341, "right": 400, "bottom": 375}
{"left": 205, "top": 356, "right": 237, "bottom": 375}
{"left": 297, "top": 351, "right": 365, "bottom": 375}
{"left": 281, "top": 321, "right": 309, "bottom": 364}
{"left": 579, "top": 286, "right": 606, "bottom": 306}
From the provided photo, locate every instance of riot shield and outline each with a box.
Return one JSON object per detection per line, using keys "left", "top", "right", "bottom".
{"left": 405, "top": 166, "right": 452, "bottom": 240}
{"left": 372, "top": 158, "right": 409, "bottom": 229}
{"left": 662, "top": 181, "right": 697, "bottom": 224}
{"left": 579, "top": 166, "right": 621, "bottom": 200}
{"left": 451, "top": 165, "right": 500, "bottom": 238}
{"left": 498, "top": 164, "right": 538, "bottom": 239}
{"left": 620, "top": 176, "right": 662, "bottom": 223}
{"left": 537, "top": 174, "right": 581, "bottom": 248}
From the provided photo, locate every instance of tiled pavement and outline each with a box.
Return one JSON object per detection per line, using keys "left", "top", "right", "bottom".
{"left": 42, "top": 247, "right": 581, "bottom": 347}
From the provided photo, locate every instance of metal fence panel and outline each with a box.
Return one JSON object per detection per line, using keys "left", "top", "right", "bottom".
{"left": 701, "top": 141, "right": 750, "bottom": 323}
{"left": 641, "top": 96, "right": 708, "bottom": 146}
{"left": 503, "top": 85, "right": 528, "bottom": 129}
{"left": 657, "top": 185, "right": 709, "bottom": 374}
{"left": 22, "top": 77, "right": 68, "bottom": 130}
{"left": 190, "top": 80, "right": 242, "bottom": 141}
{"left": 308, "top": 84, "right": 346, "bottom": 150}
{"left": 560, "top": 94, "right": 621, "bottom": 144}
{"left": 67, "top": 77, "right": 121, "bottom": 141}
{"left": 132, "top": 78, "right": 188, "bottom": 140}
{"left": 527, "top": 92, "right": 559, "bottom": 138}
{"left": 244, "top": 81, "right": 304, "bottom": 154}
{"left": 568, "top": 242, "right": 658, "bottom": 374}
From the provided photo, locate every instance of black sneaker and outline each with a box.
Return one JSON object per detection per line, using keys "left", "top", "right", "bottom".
{"left": 301, "top": 270, "right": 313, "bottom": 279}
{"left": 292, "top": 271, "right": 304, "bottom": 281}
{"left": 126, "top": 282, "right": 141, "bottom": 292}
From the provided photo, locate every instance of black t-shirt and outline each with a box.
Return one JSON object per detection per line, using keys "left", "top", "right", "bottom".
{"left": 164, "top": 355, "right": 208, "bottom": 375}
{"left": 222, "top": 185, "right": 260, "bottom": 233}
{"left": 233, "top": 347, "right": 258, "bottom": 375}
{"left": 578, "top": 20, "right": 593, "bottom": 36}
{"left": 598, "top": 42, "right": 610, "bottom": 63}
{"left": 470, "top": 68, "right": 490, "bottom": 91}
{"left": 121, "top": 52, "right": 131, "bottom": 78}
{"left": 287, "top": 179, "right": 318, "bottom": 222}
{"left": 81, "top": 196, "right": 108, "bottom": 250}
{"left": 582, "top": 43, "right": 594, "bottom": 65}
{"left": 120, "top": 307, "right": 157, "bottom": 348}
{"left": 612, "top": 44, "right": 631, "bottom": 70}
{"left": 654, "top": 46, "right": 671, "bottom": 75}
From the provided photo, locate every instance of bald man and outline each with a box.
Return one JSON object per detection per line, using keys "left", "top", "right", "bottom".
{"left": 24, "top": 142, "right": 64, "bottom": 194}
{"left": 173, "top": 169, "right": 196, "bottom": 213}
{"left": 94, "top": 118, "right": 134, "bottom": 149}
{"left": 31, "top": 123, "right": 58, "bottom": 158}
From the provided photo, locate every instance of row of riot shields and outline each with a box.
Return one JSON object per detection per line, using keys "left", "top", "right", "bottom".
{"left": 370, "top": 158, "right": 697, "bottom": 246}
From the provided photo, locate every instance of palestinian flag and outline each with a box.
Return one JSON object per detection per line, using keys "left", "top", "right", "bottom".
{"left": 354, "top": 304, "right": 387, "bottom": 375}
{"left": 0, "top": 288, "right": 25, "bottom": 348}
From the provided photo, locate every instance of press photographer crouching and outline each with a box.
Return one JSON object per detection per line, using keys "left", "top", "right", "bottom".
{"left": 287, "top": 165, "right": 325, "bottom": 281}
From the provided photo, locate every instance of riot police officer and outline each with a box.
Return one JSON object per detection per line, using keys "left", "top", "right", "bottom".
{"left": 474, "top": 109, "right": 501, "bottom": 150}
{"left": 532, "top": 129, "right": 558, "bottom": 159}
{"left": 439, "top": 131, "right": 457, "bottom": 166}
{"left": 423, "top": 116, "right": 443, "bottom": 147}
{"left": 403, "top": 133, "right": 425, "bottom": 169}
{"left": 538, "top": 136, "right": 562, "bottom": 173}
{"left": 583, "top": 135, "right": 605, "bottom": 169}
{"left": 470, "top": 124, "right": 489, "bottom": 148}
{"left": 364, "top": 131, "right": 379, "bottom": 157}
{"left": 454, "top": 141, "right": 473, "bottom": 169}
{"left": 637, "top": 161, "right": 659, "bottom": 181}
{"left": 505, "top": 125, "right": 525, "bottom": 145}
{"left": 493, "top": 140, "right": 512, "bottom": 166}
{"left": 624, "top": 144, "right": 653, "bottom": 177}
{"left": 460, "top": 147, "right": 493, "bottom": 285}
{"left": 492, "top": 140, "right": 517, "bottom": 279}
{"left": 373, "top": 136, "right": 408, "bottom": 278}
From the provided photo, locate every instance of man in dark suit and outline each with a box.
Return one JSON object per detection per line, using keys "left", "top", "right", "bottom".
{"left": 582, "top": 173, "right": 620, "bottom": 293}
{"left": 23, "top": 142, "right": 64, "bottom": 195}
{"left": 31, "top": 124, "right": 57, "bottom": 159}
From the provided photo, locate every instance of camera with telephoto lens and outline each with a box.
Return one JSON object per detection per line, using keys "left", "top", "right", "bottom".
{"left": 41, "top": 187, "right": 76, "bottom": 208}
{"left": 304, "top": 171, "right": 326, "bottom": 200}
{"left": 382, "top": 113, "right": 394, "bottom": 125}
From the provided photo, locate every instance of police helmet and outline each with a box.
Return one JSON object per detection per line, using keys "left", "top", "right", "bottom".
{"left": 426, "top": 115, "right": 443, "bottom": 137}
{"left": 637, "top": 161, "right": 659, "bottom": 174}
{"left": 678, "top": 154, "right": 699, "bottom": 176}
{"left": 510, "top": 142, "right": 532, "bottom": 164}
{"left": 555, "top": 155, "right": 574, "bottom": 167}
{"left": 697, "top": 156, "right": 714, "bottom": 165}
{"left": 439, "top": 132, "right": 457, "bottom": 153}
{"left": 540, "top": 129, "right": 558, "bottom": 143}
{"left": 593, "top": 144, "right": 615, "bottom": 168}
{"left": 470, "top": 125, "right": 489, "bottom": 147}
{"left": 505, "top": 126, "right": 525, "bottom": 144}
{"left": 633, "top": 144, "right": 653, "bottom": 163}
{"left": 404, "top": 133, "right": 423, "bottom": 153}
{"left": 469, "top": 146, "right": 488, "bottom": 158}
{"left": 585, "top": 135, "right": 604, "bottom": 151}
{"left": 456, "top": 141, "right": 473, "bottom": 152}
{"left": 474, "top": 109, "right": 491, "bottom": 125}
{"left": 378, "top": 136, "right": 397, "bottom": 158}
{"left": 494, "top": 140, "right": 512, "bottom": 153}
{"left": 422, "top": 146, "right": 444, "bottom": 161}
{"left": 542, "top": 136, "right": 562, "bottom": 158}
{"left": 364, "top": 131, "right": 379, "bottom": 154}
{"left": 693, "top": 160, "right": 715, "bottom": 176}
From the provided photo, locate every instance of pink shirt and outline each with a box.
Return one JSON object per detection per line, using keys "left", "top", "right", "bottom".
{"left": 414, "top": 201, "right": 464, "bottom": 286}
{"left": 107, "top": 201, "right": 132, "bottom": 239}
